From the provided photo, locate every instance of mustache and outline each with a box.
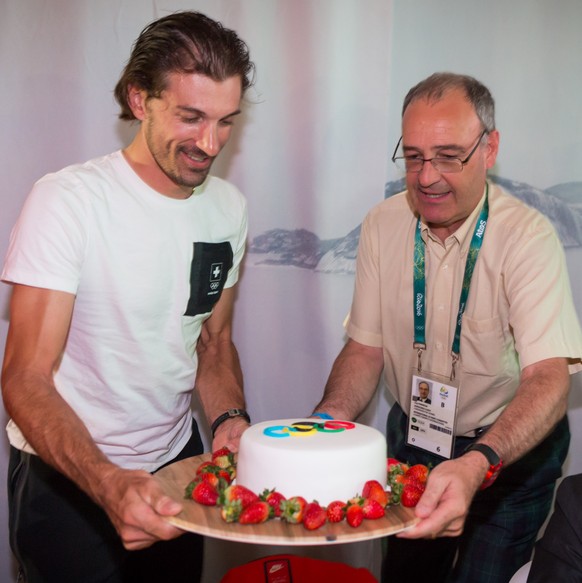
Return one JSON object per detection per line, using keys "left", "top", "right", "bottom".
{"left": 181, "top": 146, "right": 212, "bottom": 160}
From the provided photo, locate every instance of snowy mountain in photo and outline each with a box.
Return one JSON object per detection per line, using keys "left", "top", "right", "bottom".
{"left": 247, "top": 177, "right": 582, "bottom": 274}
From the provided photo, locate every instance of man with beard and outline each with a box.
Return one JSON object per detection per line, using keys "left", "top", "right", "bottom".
{"left": 313, "top": 72, "right": 582, "bottom": 582}
{"left": 2, "top": 11, "right": 253, "bottom": 583}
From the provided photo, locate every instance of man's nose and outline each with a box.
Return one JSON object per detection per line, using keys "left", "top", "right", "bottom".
{"left": 197, "top": 123, "right": 220, "bottom": 157}
{"left": 417, "top": 159, "right": 441, "bottom": 186}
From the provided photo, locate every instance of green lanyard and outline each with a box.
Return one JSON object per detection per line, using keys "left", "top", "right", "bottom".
{"left": 413, "top": 184, "right": 489, "bottom": 378}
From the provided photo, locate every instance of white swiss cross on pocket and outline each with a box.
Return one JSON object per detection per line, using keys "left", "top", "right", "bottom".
{"left": 210, "top": 263, "right": 223, "bottom": 281}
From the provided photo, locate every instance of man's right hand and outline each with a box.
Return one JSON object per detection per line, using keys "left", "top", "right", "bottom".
{"left": 95, "top": 466, "right": 185, "bottom": 550}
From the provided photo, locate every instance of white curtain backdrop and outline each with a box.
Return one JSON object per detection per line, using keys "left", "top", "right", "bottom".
{"left": 1, "top": 1, "right": 581, "bottom": 581}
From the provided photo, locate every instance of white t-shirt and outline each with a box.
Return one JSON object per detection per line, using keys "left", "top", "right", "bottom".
{"left": 2, "top": 151, "right": 248, "bottom": 471}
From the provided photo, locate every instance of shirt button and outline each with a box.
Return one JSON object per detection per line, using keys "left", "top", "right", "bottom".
{"left": 443, "top": 264, "right": 449, "bottom": 270}
{"left": 436, "top": 341, "right": 443, "bottom": 350}
{"left": 438, "top": 305, "right": 445, "bottom": 311}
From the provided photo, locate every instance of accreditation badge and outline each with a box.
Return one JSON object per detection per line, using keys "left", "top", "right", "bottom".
{"left": 406, "top": 371, "right": 459, "bottom": 459}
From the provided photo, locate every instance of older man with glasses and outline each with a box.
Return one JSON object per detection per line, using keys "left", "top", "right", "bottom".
{"left": 313, "top": 72, "right": 582, "bottom": 583}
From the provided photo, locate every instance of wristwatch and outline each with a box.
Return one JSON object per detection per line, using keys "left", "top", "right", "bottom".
{"left": 211, "top": 408, "right": 251, "bottom": 438}
{"left": 464, "top": 443, "right": 503, "bottom": 489}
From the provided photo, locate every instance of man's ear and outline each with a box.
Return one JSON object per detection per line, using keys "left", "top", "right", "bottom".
{"left": 126, "top": 85, "right": 148, "bottom": 121}
{"left": 485, "top": 130, "right": 500, "bottom": 170}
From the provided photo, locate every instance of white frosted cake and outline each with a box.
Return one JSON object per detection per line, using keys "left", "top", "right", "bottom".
{"left": 236, "top": 419, "right": 387, "bottom": 506}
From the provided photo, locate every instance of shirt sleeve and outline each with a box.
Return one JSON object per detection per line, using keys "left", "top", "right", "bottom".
{"left": 346, "top": 210, "right": 384, "bottom": 348}
{"left": 2, "top": 174, "right": 88, "bottom": 294}
{"left": 224, "top": 189, "right": 248, "bottom": 289}
{"left": 504, "top": 212, "right": 582, "bottom": 373}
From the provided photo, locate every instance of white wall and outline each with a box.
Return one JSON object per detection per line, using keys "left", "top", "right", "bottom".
{"left": 1, "top": 0, "right": 581, "bottom": 581}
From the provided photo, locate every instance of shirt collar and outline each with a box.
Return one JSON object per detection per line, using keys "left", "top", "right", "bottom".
{"left": 420, "top": 182, "right": 488, "bottom": 250}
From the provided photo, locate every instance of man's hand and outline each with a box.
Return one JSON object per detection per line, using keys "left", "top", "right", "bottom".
{"left": 397, "top": 453, "right": 486, "bottom": 539}
{"left": 96, "top": 467, "right": 185, "bottom": 550}
{"left": 212, "top": 416, "right": 249, "bottom": 453}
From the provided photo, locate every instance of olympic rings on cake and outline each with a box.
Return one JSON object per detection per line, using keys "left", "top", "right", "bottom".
{"left": 263, "top": 420, "right": 356, "bottom": 438}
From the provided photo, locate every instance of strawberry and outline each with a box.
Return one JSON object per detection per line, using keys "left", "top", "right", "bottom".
{"left": 362, "top": 480, "right": 389, "bottom": 508}
{"left": 387, "top": 458, "right": 409, "bottom": 473}
{"left": 196, "top": 470, "right": 223, "bottom": 490}
{"left": 219, "top": 484, "right": 258, "bottom": 509}
{"left": 196, "top": 461, "right": 220, "bottom": 475}
{"left": 405, "top": 464, "right": 430, "bottom": 486}
{"left": 260, "top": 489, "right": 286, "bottom": 517}
{"left": 387, "top": 457, "right": 401, "bottom": 469}
{"left": 238, "top": 500, "right": 272, "bottom": 524}
{"left": 387, "top": 463, "right": 430, "bottom": 505}
{"left": 346, "top": 503, "right": 364, "bottom": 528}
{"left": 326, "top": 500, "right": 346, "bottom": 523}
{"left": 362, "top": 498, "right": 385, "bottom": 519}
{"left": 401, "top": 483, "right": 423, "bottom": 508}
{"left": 195, "top": 461, "right": 234, "bottom": 486}
{"left": 280, "top": 496, "right": 307, "bottom": 524}
{"left": 212, "top": 447, "right": 235, "bottom": 469}
{"left": 302, "top": 501, "right": 327, "bottom": 531}
{"left": 387, "top": 460, "right": 412, "bottom": 505}
{"left": 186, "top": 478, "right": 219, "bottom": 506}
{"left": 216, "top": 467, "right": 235, "bottom": 484}
{"left": 220, "top": 499, "right": 243, "bottom": 523}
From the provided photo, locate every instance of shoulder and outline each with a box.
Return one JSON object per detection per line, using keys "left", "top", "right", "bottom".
{"left": 32, "top": 151, "right": 123, "bottom": 204}
{"left": 487, "top": 182, "right": 558, "bottom": 241}
{"left": 358, "top": 192, "right": 415, "bottom": 254}
{"left": 202, "top": 175, "right": 246, "bottom": 200}
{"left": 483, "top": 183, "right": 565, "bottom": 272}
{"left": 197, "top": 176, "right": 247, "bottom": 221}
{"left": 364, "top": 191, "right": 414, "bottom": 227}
{"left": 201, "top": 175, "right": 246, "bottom": 204}
{"left": 370, "top": 190, "right": 411, "bottom": 214}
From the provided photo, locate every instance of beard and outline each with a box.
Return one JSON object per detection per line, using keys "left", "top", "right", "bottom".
{"left": 145, "top": 124, "right": 214, "bottom": 190}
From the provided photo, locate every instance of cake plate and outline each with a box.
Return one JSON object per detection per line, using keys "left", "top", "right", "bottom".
{"left": 155, "top": 454, "right": 420, "bottom": 546}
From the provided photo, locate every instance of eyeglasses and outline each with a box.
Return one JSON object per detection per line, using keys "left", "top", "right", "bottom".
{"left": 391, "top": 129, "right": 488, "bottom": 173}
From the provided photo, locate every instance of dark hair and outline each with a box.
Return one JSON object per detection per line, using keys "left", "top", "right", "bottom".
{"left": 402, "top": 72, "right": 495, "bottom": 132}
{"left": 114, "top": 11, "right": 254, "bottom": 121}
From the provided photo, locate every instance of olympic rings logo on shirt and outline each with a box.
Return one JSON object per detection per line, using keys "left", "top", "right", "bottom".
{"left": 263, "top": 420, "right": 356, "bottom": 438}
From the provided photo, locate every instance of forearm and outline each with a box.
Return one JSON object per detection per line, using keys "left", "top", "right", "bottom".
{"left": 195, "top": 334, "right": 246, "bottom": 427}
{"left": 2, "top": 285, "right": 184, "bottom": 549}
{"left": 471, "top": 357, "right": 570, "bottom": 466}
{"left": 2, "top": 369, "right": 118, "bottom": 504}
{"left": 313, "top": 339, "right": 384, "bottom": 420}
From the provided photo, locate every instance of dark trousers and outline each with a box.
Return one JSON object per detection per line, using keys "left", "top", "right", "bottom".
{"left": 382, "top": 403, "right": 570, "bottom": 583}
{"left": 527, "top": 473, "right": 582, "bottom": 582}
{"left": 8, "top": 420, "right": 204, "bottom": 583}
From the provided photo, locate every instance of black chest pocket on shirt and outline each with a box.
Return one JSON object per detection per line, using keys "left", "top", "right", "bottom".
{"left": 184, "top": 242, "right": 233, "bottom": 316}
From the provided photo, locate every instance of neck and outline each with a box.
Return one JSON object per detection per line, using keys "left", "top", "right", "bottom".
{"left": 122, "top": 134, "right": 193, "bottom": 199}
{"left": 427, "top": 219, "right": 465, "bottom": 243}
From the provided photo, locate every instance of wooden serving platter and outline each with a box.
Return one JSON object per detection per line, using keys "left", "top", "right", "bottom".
{"left": 155, "top": 454, "right": 419, "bottom": 546}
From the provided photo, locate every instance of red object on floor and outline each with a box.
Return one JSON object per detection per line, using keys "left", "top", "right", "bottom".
{"left": 220, "top": 553, "right": 377, "bottom": 582}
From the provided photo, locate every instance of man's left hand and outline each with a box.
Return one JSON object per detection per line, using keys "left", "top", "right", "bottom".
{"left": 211, "top": 416, "right": 249, "bottom": 453}
{"left": 396, "top": 454, "right": 486, "bottom": 539}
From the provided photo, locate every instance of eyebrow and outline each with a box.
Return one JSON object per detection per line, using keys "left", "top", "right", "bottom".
{"left": 403, "top": 142, "right": 465, "bottom": 154}
{"left": 176, "top": 105, "right": 242, "bottom": 120}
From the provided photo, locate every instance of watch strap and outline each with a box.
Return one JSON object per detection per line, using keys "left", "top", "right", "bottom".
{"left": 211, "top": 408, "right": 250, "bottom": 437}
{"left": 311, "top": 412, "right": 334, "bottom": 420}
{"left": 464, "top": 443, "right": 503, "bottom": 489}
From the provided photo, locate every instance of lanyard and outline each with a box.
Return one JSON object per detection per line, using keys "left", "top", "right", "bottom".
{"left": 413, "top": 184, "right": 489, "bottom": 378}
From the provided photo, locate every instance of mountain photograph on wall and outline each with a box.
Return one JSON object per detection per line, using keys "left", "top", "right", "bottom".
{"left": 246, "top": 177, "right": 582, "bottom": 275}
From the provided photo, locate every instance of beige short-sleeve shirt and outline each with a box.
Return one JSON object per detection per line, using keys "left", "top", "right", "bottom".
{"left": 347, "top": 182, "right": 582, "bottom": 436}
